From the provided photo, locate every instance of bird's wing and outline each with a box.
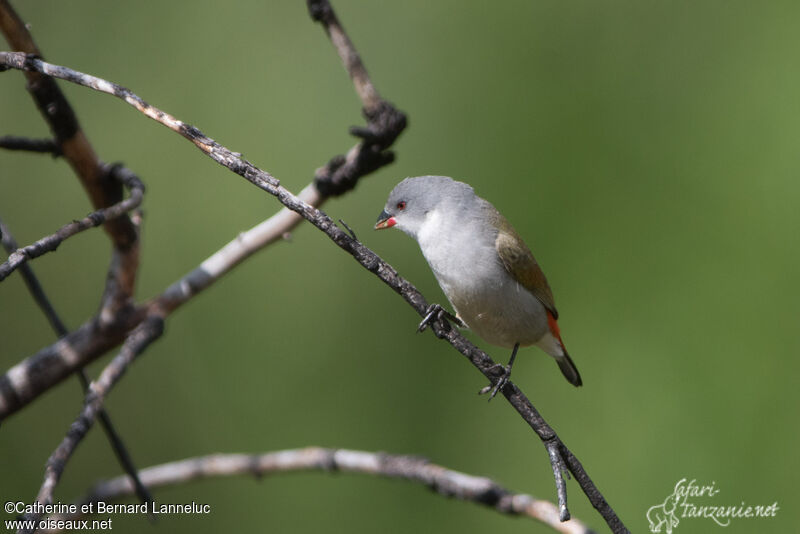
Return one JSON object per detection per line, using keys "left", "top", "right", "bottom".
{"left": 492, "top": 211, "right": 559, "bottom": 319}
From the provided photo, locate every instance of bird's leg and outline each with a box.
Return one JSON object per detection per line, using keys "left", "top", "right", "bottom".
{"left": 479, "top": 342, "right": 520, "bottom": 400}
{"left": 417, "top": 303, "right": 464, "bottom": 333}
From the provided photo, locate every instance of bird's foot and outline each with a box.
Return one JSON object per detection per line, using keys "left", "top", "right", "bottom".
{"left": 417, "top": 303, "right": 463, "bottom": 333}
{"left": 478, "top": 363, "right": 512, "bottom": 400}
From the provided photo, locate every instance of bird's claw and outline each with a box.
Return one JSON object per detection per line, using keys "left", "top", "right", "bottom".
{"left": 418, "top": 304, "right": 444, "bottom": 332}
{"left": 478, "top": 363, "right": 511, "bottom": 400}
{"left": 417, "top": 304, "right": 464, "bottom": 333}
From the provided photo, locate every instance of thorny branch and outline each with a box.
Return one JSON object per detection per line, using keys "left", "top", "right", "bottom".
{"left": 43, "top": 448, "right": 595, "bottom": 534}
{"left": 0, "top": 48, "right": 627, "bottom": 532}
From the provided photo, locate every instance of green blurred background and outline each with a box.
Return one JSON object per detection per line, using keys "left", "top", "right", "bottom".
{"left": 1, "top": 1, "right": 798, "bottom": 532}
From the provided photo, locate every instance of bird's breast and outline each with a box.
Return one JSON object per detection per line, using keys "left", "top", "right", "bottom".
{"left": 450, "top": 275, "right": 550, "bottom": 349}
{"left": 416, "top": 214, "right": 548, "bottom": 348}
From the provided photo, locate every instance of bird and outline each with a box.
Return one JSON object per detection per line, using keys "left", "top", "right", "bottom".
{"left": 374, "top": 175, "right": 581, "bottom": 396}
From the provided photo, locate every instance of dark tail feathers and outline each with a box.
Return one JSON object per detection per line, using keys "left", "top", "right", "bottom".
{"left": 557, "top": 351, "right": 582, "bottom": 387}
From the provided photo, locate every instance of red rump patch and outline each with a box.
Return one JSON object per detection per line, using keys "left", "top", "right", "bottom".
{"left": 546, "top": 310, "right": 563, "bottom": 343}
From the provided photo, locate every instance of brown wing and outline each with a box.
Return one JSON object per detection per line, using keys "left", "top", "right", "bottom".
{"left": 491, "top": 209, "right": 559, "bottom": 319}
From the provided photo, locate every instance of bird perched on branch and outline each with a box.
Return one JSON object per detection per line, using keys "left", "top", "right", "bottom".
{"left": 375, "top": 176, "right": 581, "bottom": 397}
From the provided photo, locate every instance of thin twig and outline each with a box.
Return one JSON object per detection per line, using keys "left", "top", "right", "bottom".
{"left": 0, "top": 164, "right": 144, "bottom": 282}
{"left": 0, "top": 307, "right": 151, "bottom": 420}
{"left": 0, "top": 52, "right": 627, "bottom": 533}
{"left": 307, "top": 0, "right": 406, "bottom": 197}
{"left": 546, "top": 439, "right": 570, "bottom": 521}
{"left": 153, "top": 184, "right": 321, "bottom": 313}
{"left": 0, "top": 52, "right": 279, "bottom": 190}
{"left": 0, "top": 1, "right": 141, "bottom": 323}
{"left": 307, "top": 0, "right": 379, "bottom": 110}
{"left": 0, "top": 0, "right": 138, "bottom": 252}
{"left": 0, "top": 12, "right": 408, "bottom": 412}
{"left": 151, "top": 1, "right": 404, "bottom": 310}
{"left": 3, "top": 6, "right": 406, "bottom": 525}
{"left": 0, "top": 135, "right": 60, "bottom": 155}
{"left": 19, "top": 316, "right": 164, "bottom": 533}
{"left": 42, "top": 448, "right": 595, "bottom": 534}
{"left": 2, "top": 4, "right": 407, "bottom": 529}
{"left": 0, "top": 3, "right": 407, "bottom": 408}
{"left": 0, "top": 217, "right": 153, "bottom": 509}
{"left": 0, "top": 218, "right": 70, "bottom": 335}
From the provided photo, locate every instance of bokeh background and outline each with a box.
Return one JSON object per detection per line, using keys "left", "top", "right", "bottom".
{"left": 2, "top": 1, "right": 798, "bottom": 532}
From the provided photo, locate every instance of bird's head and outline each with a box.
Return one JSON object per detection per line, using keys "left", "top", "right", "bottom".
{"left": 375, "top": 176, "right": 475, "bottom": 239}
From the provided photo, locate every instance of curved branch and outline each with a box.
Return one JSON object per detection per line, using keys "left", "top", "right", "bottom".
{"left": 0, "top": 0, "right": 408, "bottom": 414}
{"left": 0, "top": 1, "right": 140, "bottom": 321}
{"left": 0, "top": 164, "right": 143, "bottom": 282}
{"left": 306, "top": 0, "right": 407, "bottom": 197}
{"left": 0, "top": 219, "right": 69, "bottom": 334}
{"left": 155, "top": 0, "right": 406, "bottom": 311}
{"left": 19, "top": 316, "right": 165, "bottom": 533}
{"left": 0, "top": 53, "right": 627, "bottom": 532}
{"left": 308, "top": 0, "right": 380, "bottom": 111}
{"left": 0, "top": 31, "right": 406, "bottom": 417}
{"left": 0, "top": 0, "right": 138, "bottom": 253}
{"left": 42, "top": 448, "right": 594, "bottom": 534}
{"left": 0, "top": 217, "right": 153, "bottom": 509}
{"left": 153, "top": 184, "right": 321, "bottom": 313}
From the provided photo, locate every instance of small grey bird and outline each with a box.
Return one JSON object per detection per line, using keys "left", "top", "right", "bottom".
{"left": 375, "top": 176, "right": 581, "bottom": 394}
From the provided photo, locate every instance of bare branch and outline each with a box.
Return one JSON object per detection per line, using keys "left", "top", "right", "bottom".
{"left": 0, "top": 53, "right": 626, "bottom": 532}
{"left": 153, "top": 184, "right": 321, "bottom": 313}
{"left": 0, "top": 51, "right": 279, "bottom": 189}
{"left": 42, "top": 448, "right": 595, "bottom": 534}
{"left": 0, "top": 219, "right": 69, "bottom": 335}
{"left": 19, "top": 316, "right": 164, "bottom": 533}
{"left": 0, "top": 8, "right": 409, "bottom": 415}
{"left": 313, "top": 99, "right": 406, "bottom": 198}
{"left": 0, "top": 218, "right": 153, "bottom": 507}
{"left": 307, "top": 0, "right": 379, "bottom": 111}
{"left": 302, "top": 1, "right": 410, "bottom": 197}
{"left": 0, "top": 135, "right": 60, "bottom": 155}
{"left": 0, "top": 181, "right": 318, "bottom": 416}
{"left": 0, "top": 164, "right": 143, "bottom": 283}
{"left": 0, "top": 3, "right": 140, "bottom": 319}
{"left": 153, "top": 0, "right": 406, "bottom": 310}
{"left": 0, "top": 311, "right": 143, "bottom": 419}
{"left": 546, "top": 439, "right": 570, "bottom": 520}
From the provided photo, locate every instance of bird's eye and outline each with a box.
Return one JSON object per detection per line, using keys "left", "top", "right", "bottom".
{"left": 396, "top": 201, "right": 406, "bottom": 210}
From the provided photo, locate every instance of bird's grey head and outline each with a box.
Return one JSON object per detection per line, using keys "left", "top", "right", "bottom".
{"left": 375, "top": 176, "right": 476, "bottom": 239}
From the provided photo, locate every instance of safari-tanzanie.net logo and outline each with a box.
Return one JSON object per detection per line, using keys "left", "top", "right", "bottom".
{"left": 646, "top": 478, "right": 778, "bottom": 533}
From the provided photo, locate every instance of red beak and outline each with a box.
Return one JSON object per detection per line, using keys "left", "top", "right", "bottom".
{"left": 375, "top": 210, "right": 396, "bottom": 230}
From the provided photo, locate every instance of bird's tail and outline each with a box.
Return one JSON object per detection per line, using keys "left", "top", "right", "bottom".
{"left": 556, "top": 351, "right": 582, "bottom": 387}
{"left": 544, "top": 310, "right": 582, "bottom": 387}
